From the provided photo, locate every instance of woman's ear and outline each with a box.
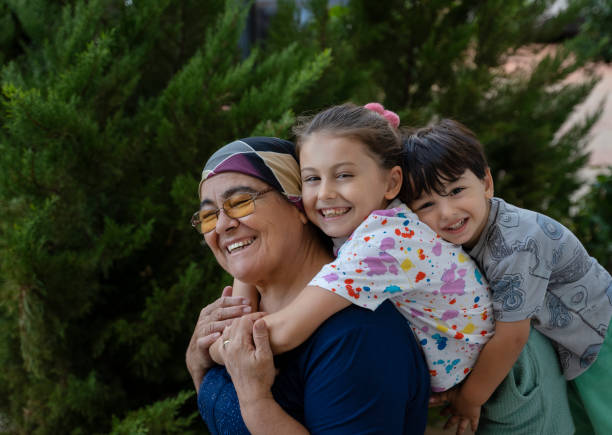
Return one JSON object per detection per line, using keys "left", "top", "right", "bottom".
{"left": 384, "top": 165, "right": 404, "bottom": 200}
{"left": 483, "top": 167, "right": 494, "bottom": 199}
{"left": 298, "top": 209, "right": 309, "bottom": 225}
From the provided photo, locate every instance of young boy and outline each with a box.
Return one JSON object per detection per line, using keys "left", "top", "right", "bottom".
{"left": 404, "top": 119, "right": 612, "bottom": 434}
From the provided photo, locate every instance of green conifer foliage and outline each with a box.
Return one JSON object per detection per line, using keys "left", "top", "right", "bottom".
{"left": 0, "top": 0, "right": 603, "bottom": 432}
{"left": 570, "top": 0, "right": 612, "bottom": 62}
{"left": 266, "top": 0, "right": 598, "bottom": 222}
{"left": 572, "top": 169, "right": 612, "bottom": 272}
{"left": 0, "top": 0, "right": 330, "bottom": 432}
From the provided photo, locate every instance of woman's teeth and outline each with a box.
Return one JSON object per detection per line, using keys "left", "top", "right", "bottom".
{"left": 447, "top": 219, "right": 466, "bottom": 230}
{"left": 227, "top": 238, "right": 254, "bottom": 253}
{"left": 321, "top": 207, "right": 349, "bottom": 217}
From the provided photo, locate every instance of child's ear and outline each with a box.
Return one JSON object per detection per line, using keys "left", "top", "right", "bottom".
{"left": 483, "top": 167, "right": 494, "bottom": 199}
{"left": 384, "top": 165, "right": 404, "bottom": 200}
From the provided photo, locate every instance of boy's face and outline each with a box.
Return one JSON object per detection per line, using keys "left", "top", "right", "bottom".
{"left": 410, "top": 169, "right": 494, "bottom": 248}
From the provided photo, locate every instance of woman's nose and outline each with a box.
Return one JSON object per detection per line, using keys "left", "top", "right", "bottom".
{"left": 215, "top": 209, "right": 239, "bottom": 233}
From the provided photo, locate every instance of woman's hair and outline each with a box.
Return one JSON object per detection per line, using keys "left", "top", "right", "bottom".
{"left": 200, "top": 136, "right": 302, "bottom": 209}
{"left": 403, "top": 119, "right": 489, "bottom": 203}
{"left": 292, "top": 103, "right": 403, "bottom": 170}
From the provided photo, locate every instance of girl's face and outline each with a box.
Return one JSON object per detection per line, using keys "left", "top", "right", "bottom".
{"left": 409, "top": 169, "right": 494, "bottom": 248}
{"left": 299, "top": 133, "right": 402, "bottom": 238}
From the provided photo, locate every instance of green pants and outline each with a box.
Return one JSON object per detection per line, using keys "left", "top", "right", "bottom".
{"left": 477, "top": 328, "right": 574, "bottom": 435}
{"left": 569, "top": 324, "right": 612, "bottom": 435}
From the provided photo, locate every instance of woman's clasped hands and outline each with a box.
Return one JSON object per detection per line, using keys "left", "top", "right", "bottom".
{"left": 221, "top": 314, "right": 276, "bottom": 407}
{"left": 185, "top": 286, "right": 253, "bottom": 392}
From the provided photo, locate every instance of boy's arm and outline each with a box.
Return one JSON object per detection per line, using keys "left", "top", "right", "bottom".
{"left": 264, "top": 286, "right": 351, "bottom": 354}
{"left": 446, "top": 319, "right": 531, "bottom": 433}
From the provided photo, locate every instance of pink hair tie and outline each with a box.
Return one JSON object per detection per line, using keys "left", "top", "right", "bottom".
{"left": 364, "top": 102, "right": 400, "bottom": 129}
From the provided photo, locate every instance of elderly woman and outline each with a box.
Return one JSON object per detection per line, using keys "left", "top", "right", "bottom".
{"left": 185, "top": 137, "right": 430, "bottom": 434}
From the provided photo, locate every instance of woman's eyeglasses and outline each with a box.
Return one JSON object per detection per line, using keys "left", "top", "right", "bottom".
{"left": 191, "top": 188, "right": 274, "bottom": 234}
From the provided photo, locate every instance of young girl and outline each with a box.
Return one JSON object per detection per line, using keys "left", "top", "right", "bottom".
{"left": 403, "top": 119, "right": 612, "bottom": 434}
{"left": 210, "top": 103, "right": 494, "bottom": 394}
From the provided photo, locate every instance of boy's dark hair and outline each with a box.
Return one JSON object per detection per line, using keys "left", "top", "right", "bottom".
{"left": 292, "top": 103, "right": 403, "bottom": 170}
{"left": 403, "top": 119, "right": 489, "bottom": 203}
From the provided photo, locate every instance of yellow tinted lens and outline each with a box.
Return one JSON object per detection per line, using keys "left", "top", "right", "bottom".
{"left": 225, "top": 193, "right": 255, "bottom": 218}
{"left": 199, "top": 211, "right": 218, "bottom": 233}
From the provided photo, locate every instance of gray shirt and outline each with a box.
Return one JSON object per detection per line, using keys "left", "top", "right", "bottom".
{"left": 468, "top": 197, "right": 612, "bottom": 379}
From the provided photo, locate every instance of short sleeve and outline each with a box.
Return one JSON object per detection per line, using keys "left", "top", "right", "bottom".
{"left": 309, "top": 206, "right": 438, "bottom": 310}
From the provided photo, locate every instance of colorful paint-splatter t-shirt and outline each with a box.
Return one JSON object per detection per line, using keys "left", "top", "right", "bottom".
{"left": 309, "top": 201, "right": 495, "bottom": 391}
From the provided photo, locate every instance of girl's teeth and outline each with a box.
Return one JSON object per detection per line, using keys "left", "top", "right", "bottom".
{"left": 321, "top": 207, "right": 349, "bottom": 217}
{"left": 228, "top": 239, "right": 254, "bottom": 253}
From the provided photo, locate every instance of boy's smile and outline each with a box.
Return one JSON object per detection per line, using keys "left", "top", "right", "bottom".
{"left": 410, "top": 169, "right": 494, "bottom": 248}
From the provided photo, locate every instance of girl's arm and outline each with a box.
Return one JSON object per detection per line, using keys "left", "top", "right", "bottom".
{"left": 211, "top": 286, "right": 351, "bottom": 365}
{"left": 232, "top": 278, "right": 259, "bottom": 313}
{"left": 446, "top": 319, "right": 531, "bottom": 432}
{"left": 209, "top": 279, "right": 258, "bottom": 365}
{"left": 263, "top": 286, "right": 351, "bottom": 354}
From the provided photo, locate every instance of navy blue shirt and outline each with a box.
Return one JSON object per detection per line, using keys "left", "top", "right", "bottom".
{"left": 199, "top": 301, "right": 429, "bottom": 434}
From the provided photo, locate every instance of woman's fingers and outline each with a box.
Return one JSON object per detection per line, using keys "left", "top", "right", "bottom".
{"left": 200, "top": 319, "right": 233, "bottom": 337}
{"left": 196, "top": 332, "right": 221, "bottom": 352}
{"left": 199, "top": 294, "right": 249, "bottom": 318}
{"left": 252, "top": 319, "right": 272, "bottom": 361}
{"left": 211, "top": 304, "right": 252, "bottom": 322}
{"left": 221, "top": 285, "right": 233, "bottom": 297}
{"left": 228, "top": 315, "right": 254, "bottom": 346}
{"left": 222, "top": 315, "right": 277, "bottom": 405}
{"left": 197, "top": 300, "right": 251, "bottom": 334}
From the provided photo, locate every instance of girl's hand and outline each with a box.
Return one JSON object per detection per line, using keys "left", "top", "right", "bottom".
{"left": 185, "top": 286, "right": 252, "bottom": 392}
{"left": 222, "top": 314, "right": 275, "bottom": 407}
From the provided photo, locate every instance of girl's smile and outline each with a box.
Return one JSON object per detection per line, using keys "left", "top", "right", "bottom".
{"left": 299, "top": 133, "right": 402, "bottom": 239}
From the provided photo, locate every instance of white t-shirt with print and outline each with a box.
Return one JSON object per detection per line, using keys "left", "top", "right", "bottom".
{"left": 309, "top": 201, "right": 494, "bottom": 391}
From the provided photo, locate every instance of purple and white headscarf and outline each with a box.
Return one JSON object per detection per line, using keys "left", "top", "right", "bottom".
{"left": 200, "top": 137, "right": 303, "bottom": 210}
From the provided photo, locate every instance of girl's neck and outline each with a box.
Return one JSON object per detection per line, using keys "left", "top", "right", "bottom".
{"left": 257, "top": 228, "right": 333, "bottom": 313}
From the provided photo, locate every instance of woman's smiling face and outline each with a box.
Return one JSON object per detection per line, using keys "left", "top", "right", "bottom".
{"left": 199, "top": 172, "right": 307, "bottom": 285}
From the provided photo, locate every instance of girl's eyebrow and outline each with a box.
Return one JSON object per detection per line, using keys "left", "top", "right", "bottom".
{"left": 301, "top": 161, "right": 357, "bottom": 172}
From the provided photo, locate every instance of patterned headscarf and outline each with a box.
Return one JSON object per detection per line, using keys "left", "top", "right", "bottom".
{"left": 200, "top": 137, "right": 303, "bottom": 209}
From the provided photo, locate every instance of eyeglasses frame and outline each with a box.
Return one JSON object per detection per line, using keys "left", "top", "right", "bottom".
{"left": 191, "top": 187, "right": 275, "bottom": 234}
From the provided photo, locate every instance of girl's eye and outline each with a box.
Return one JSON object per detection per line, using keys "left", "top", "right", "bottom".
{"left": 450, "top": 187, "right": 465, "bottom": 196}
{"left": 303, "top": 176, "right": 320, "bottom": 183}
{"left": 337, "top": 173, "right": 352, "bottom": 179}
